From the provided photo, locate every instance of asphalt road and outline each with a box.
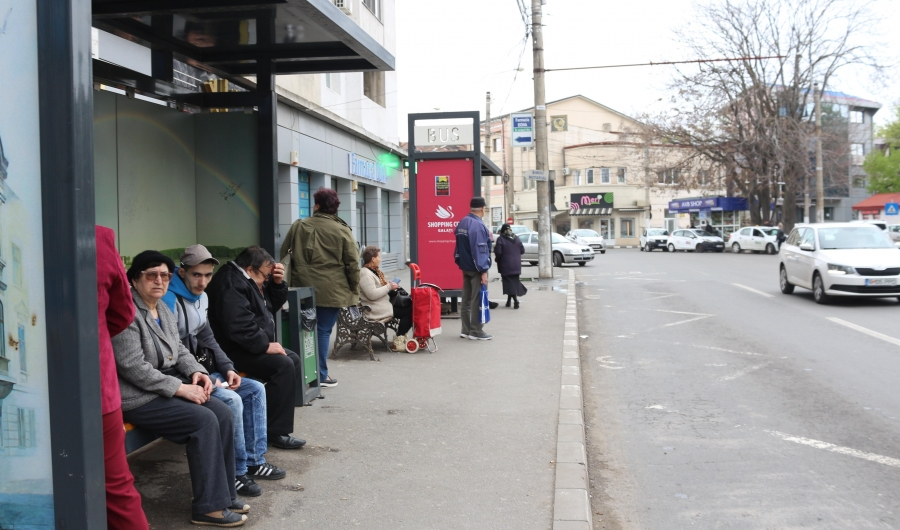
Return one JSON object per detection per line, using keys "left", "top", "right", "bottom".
{"left": 574, "top": 248, "right": 900, "bottom": 529}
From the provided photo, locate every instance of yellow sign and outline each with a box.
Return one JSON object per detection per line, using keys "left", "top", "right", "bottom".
{"left": 551, "top": 115, "right": 568, "bottom": 132}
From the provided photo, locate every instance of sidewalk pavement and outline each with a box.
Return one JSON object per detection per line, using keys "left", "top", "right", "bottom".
{"left": 128, "top": 266, "right": 573, "bottom": 529}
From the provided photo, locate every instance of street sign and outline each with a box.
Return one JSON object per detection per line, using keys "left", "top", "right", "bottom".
{"left": 524, "top": 169, "right": 548, "bottom": 181}
{"left": 885, "top": 202, "right": 900, "bottom": 216}
{"left": 511, "top": 112, "right": 534, "bottom": 147}
{"left": 507, "top": 217, "right": 514, "bottom": 224}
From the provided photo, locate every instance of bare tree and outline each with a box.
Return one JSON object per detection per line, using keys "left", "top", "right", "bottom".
{"left": 643, "top": 0, "right": 883, "bottom": 230}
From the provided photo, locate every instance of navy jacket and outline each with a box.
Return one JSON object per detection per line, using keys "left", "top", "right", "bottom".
{"left": 454, "top": 213, "right": 493, "bottom": 273}
{"left": 494, "top": 235, "right": 524, "bottom": 277}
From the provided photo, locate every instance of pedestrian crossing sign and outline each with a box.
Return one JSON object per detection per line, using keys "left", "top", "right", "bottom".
{"left": 886, "top": 202, "right": 900, "bottom": 216}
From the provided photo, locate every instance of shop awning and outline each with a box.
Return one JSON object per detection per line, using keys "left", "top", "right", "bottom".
{"left": 852, "top": 192, "right": 900, "bottom": 214}
{"left": 569, "top": 207, "right": 612, "bottom": 216}
{"left": 617, "top": 208, "right": 646, "bottom": 212}
{"left": 92, "top": 0, "right": 395, "bottom": 80}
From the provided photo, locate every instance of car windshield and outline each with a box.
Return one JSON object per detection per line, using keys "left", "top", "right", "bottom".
{"left": 818, "top": 227, "right": 894, "bottom": 249}
{"left": 760, "top": 228, "right": 778, "bottom": 236}
{"left": 688, "top": 230, "right": 707, "bottom": 237}
{"left": 551, "top": 233, "right": 570, "bottom": 244}
{"left": 573, "top": 230, "right": 600, "bottom": 237}
{"left": 648, "top": 229, "right": 668, "bottom": 236}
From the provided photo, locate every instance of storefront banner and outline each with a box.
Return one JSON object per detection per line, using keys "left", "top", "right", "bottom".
{"left": 570, "top": 192, "right": 614, "bottom": 211}
{"left": 415, "top": 159, "right": 475, "bottom": 291}
{"left": 348, "top": 153, "right": 387, "bottom": 184}
{"left": 669, "top": 196, "right": 749, "bottom": 212}
{"left": 669, "top": 198, "right": 717, "bottom": 211}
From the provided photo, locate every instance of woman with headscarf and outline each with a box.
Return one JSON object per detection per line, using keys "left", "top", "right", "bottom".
{"left": 359, "top": 245, "right": 413, "bottom": 351}
{"left": 493, "top": 224, "right": 527, "bottom": 309}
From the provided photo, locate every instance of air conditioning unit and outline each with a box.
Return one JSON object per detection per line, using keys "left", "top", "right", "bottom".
{"left": 511, "top": 204, "right": 520, "bottom": 212}
{"left": 332, "top": 0, "right": 352, "bottom": 14}
{"left": 561, "top": 168, "right": 572, "bottom": 176}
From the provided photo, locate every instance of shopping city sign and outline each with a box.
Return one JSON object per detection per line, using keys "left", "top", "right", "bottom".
{"left": 349, "top": 153, "right": 388, "bottom": 184}
{"left": 511, "top": 112, "right": 534, "bottom": 147}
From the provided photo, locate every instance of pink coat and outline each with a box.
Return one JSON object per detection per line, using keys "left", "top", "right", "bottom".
{"left": 96, "top": 226, "right": 135, "bottom": 415}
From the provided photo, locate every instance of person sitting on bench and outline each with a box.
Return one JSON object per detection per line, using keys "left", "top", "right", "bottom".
{"left": 163, "top": 244, "right": 287, "bottom": 498}
{"left": 112, "top": 250, "right": 248, "bottom": 527}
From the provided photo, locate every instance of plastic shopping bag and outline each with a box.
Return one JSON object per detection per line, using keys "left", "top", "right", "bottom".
{"left": 478, "top": 284, "right": 491, "bottom": 324}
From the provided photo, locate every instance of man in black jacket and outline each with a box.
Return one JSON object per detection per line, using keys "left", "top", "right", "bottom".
{"left": 207, "top": 246, "right": 305, "bottom": 450}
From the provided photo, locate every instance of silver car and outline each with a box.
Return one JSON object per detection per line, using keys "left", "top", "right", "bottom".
{"left": 519, "top": 232, "right": 595, "bottom": 267}
{"left": 565, "top": 229, "right": 606, "bottom": 254}
{"left": 779, "top": 223, "right": 900, "bottom": 304}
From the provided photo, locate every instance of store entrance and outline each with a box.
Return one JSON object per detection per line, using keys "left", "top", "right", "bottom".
{"left": 599, "top": 218, "right": 615, "bottom": 245}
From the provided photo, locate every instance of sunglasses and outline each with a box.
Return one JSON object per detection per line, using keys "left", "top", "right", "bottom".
{"left": 140, "top": 270, "right": 173, "bottom": 282}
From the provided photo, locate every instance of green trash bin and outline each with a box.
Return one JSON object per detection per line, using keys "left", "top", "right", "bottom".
{"left": 283, "top": 287, "right": 321, "bottom": 405}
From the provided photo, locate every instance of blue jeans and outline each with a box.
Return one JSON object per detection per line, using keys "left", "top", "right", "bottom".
{"left": 316, "top": 306, "right": 340, "bottom": 381}
{"left": 210, "top": 372, "right": 267, "bottom": 476}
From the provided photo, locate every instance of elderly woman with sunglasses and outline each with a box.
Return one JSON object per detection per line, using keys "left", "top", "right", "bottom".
{"left": 111, "top": 250, "right": 248, "bottom": 527}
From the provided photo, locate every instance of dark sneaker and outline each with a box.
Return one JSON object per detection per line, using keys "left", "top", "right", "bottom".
{"left": 468, "top": 332, "right": 493, "bottom": 341}
{"left": 234, "top": 475, "right": 261, "bottom": 497}
{"left": 320, "top": 377, "right": 338, "bottom": 388}
{"left": 229, "top": 501, "right": 250, "bottom": 514}
{"left": 247, "top": 462, "right": 286, "bottom": 480}
{"left": 489, "top": 301, "right": 499, "bottom": 310}
{"left": 269, "top": 434, "right": 307, "bottom": 450}
{"left": 460, "top": 332, "right": 470, "bottom": 339}
{"left": 190, "top": 509, "right": 247, "bottom": 527}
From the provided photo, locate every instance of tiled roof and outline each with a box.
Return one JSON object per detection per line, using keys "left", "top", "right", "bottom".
{"left": 852, "top": 192, "right": 900, "bottom": 211}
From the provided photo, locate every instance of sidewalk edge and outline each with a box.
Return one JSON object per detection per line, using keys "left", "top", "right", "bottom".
{"left": 552, "top": 270, "right": 592, "bottom": 530}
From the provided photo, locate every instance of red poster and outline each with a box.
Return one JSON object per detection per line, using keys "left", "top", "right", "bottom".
{"left": 415, "top": 159, "right": 475, "bottom": 291}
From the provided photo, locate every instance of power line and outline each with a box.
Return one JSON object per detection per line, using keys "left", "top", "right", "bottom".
{"left": 544, "top": 55, "right": 787, "bottom": 73}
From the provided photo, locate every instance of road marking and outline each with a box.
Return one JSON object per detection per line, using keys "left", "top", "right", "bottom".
{"left": 718, "top": 363, "right": 769, "bottom": 381}
{"left": 827, "top": 317, "right": 900, "bottom": 347}
{"left": 651, "top": 309, "right": 710, "bottom": 316}
{"left": 663, "top": 315, "right": 714, "bottom": 327}
{"left": 732, "top": 283, "right": 774, "bottom": 298}
{"left": 764, "top": 430, "right": 900, "bottom": 469}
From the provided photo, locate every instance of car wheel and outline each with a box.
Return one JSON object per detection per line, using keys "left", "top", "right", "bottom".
{"left": 552, "top": 252, "right": 563, "bottom": 267}
{"left": 662, "top": 246, "right": 669, "bottom": 252}
{"left": 695, "top": 244, "right": 704, "bottom": 253}
{"left": 600, "top": 250, "right": 606, "bottom": 254}
{"left": 766, "top": 243, "right": 776, "bottom": 255}
{"left": 578, "top": 262, "right": 587, "bottom": 267}
{"left": 529, "top": 261, "right": 538, "bottom": 266}
{"left": 668, "top": 244, "right": 675, "bottom": 252}
{"left": 813, "top": 272, "right": 829, "bottom": 304}
{"left": 779, "top": 266, "right": 794, "bottom": 294}
{"left": 732, "top": 243, "right": 741, "bottom": 254}
{"left": 639, "top": 243, "right": 644, "bottom": 252}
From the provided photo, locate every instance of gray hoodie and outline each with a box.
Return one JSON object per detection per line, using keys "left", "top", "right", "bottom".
{"left": 171, "top": 291, "right": 236, "bottom": 376}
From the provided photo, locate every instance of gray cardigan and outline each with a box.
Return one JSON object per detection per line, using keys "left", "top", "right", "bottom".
{"left": 112, "top": 289, "right": 208, "bottom": 412}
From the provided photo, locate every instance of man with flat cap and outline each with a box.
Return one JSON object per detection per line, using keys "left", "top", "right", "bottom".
{"left": 454, "top": 197, "right": 493, "bottom": 340}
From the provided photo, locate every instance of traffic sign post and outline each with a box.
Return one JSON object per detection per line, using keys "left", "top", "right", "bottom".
{"left": 511, "top": 112, "right": 534, "bottom": 147}
{"left": 885, "top": 202, "right": 899, "bottom": 216}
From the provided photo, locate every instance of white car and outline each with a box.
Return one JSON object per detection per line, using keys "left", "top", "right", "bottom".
{"left": 565, "top": 229, "right": 606, "bottom": 254}
{"left": 779, "top": 223, "right": 900, "bottom": 304}
{"left": 640, "top": 228, "right": 670, "bottom": 252}
{"left": 520, "top": 232, "right": 595, "bottom": 267}
{"left": 888, "top": 224, "right": 900, "bottom": 243}
{"left": 492, "top": 224, "right": 531, "bottom": 236}
{"left": 666, "top": 229, "right": 725, "bottom": 253}
{"left": 728, "top": 226, "right": 779, "bottom": 254}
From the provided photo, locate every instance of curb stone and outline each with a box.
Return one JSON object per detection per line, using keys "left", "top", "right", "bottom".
{"left": 552, "top": 269, "right": 592, "bottom": 528}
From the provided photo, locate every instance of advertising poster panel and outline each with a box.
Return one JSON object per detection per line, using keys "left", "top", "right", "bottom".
{"left": 415, "top": 159, "right": 475, "bottom": 291}
{"left": 0, "top": 0, "right": 56, "bottom": 527}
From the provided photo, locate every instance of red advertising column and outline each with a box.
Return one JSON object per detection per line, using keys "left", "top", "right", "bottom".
{"left": 414, "top": 158, "right": 475, "bottom": 291}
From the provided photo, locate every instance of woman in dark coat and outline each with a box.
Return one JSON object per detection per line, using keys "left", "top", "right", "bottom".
{"left": 494, "top": 224, "right": 527, "bottom": 309}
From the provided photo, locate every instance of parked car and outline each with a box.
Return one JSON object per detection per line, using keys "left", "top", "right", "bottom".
{"left": 519, "top": 231, "right": 594, "bottom": 267}
{"left": 492, "top": 224, "right": 531, "bottom": 236}
{"left": 779, "top": 223, "right": 900, "bottom": 304}
{"left": 853, "top": 220, "right": 888, "bottom": 231}
{"left": 565, "top": 229, "right": 606, "bottom": 254}
{"left": 640, "top": 228, "right": 670, "bottom": 252}
{"left": 728, "top": 226, "right": 779, "bottom": 254}
{"left": 666, "top": 229, "right": 725, "bottom": 253}
{"left": 889, "top": 224, "right": 900, "bottom": 243}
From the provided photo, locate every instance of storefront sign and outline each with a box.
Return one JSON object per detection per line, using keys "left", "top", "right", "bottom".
{"left": 413, "top": 124, "right": 474, "bottom": 147}
{"left": 524, "top": 169, "right": 548, "bottom": 181}
{"left": 570, "top": 192, "right": 614, "bottom": 211}
{"left": 348, "top": 153, "right": 388, "bottom": 184}
{"left": 667, "top": 196, "right": 749, "bottom": 212}
{"left": 415, "top": 159, "right": 475, "bottom": 290}
{"left": 511, "top": 113, "right": 534, "bottom": 147}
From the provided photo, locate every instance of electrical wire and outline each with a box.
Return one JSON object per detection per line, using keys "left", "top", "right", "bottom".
{"left": 543, "top": 55, "right": 787, "bottom": 73}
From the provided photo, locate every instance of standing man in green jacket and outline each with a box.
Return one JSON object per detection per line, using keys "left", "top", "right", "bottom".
{"left": 280, "top": 187, "right": 359, "bottom": 387}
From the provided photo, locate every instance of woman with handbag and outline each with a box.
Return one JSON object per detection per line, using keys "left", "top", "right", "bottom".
{"left": 112, "top": 251, "right": 247, "bottom": 527}
{"left": 359, "top": 246, "right": 413, "bottom": 351}
{"left": 494, "top": 224, "right": 527, "bottom": 309}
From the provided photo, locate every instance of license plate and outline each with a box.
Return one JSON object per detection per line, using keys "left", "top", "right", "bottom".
{"left": 865, "top": 278, "right": 897, "bottom": 286}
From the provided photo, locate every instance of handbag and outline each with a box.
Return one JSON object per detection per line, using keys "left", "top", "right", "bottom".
{"left": 390, "top": 287, "right": 412, "bottom": 309}
{"left": 478, "top": 284, "right": 491, "bottom": 324}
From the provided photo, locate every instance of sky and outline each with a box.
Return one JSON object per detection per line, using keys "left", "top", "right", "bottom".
{"left": 394, "top": 0, "right": 900, "bottom": 141}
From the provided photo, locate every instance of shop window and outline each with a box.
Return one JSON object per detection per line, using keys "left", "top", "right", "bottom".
{"left": 586, "top": 169, "right": 594, "bottom": 184}
{"left": 852, "top": 177, "right": 866, "bottom": 188}
{"left": 18, "top": 324, "right": 26, "bottom": 374}
{"left": 617, "top": 168, "right": 626, "bottom": 184}
{"left": 620, "top": 218, "right": 635, "bottom": 238}
{"left": 12, "top": 244, "right": 22, "bottom": 287}
{"left": 381, "top": 190, "right": 391, "bottom": 253}
{"left": 363, "top": 71, "right": 385, "bottom": 107}
{"left": 600, "top": 168, "right": 610, "bottom": 184}
{"left": 849, "top": 110, "right": 864, "bottom": 124}
{"left": 298, "top": 171, "right": 310, "bottom": 219}
{"left": 824, "top": 207, "right": 834, "bottom": 221}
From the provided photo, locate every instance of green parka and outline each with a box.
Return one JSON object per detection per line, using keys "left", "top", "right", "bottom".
{"left": 280, "top": 212, "right": 360, "bottom": 307}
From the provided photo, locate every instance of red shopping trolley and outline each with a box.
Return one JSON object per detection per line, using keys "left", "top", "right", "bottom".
{"left": 405, "top": 263, "right": 442, "bottom": 353}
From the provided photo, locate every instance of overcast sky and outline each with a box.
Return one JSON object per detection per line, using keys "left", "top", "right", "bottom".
{"left": 394, "top": 0, "right": 900, "bottom": 141}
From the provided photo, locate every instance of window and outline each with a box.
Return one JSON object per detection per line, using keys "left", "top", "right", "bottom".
{"left": 18, "top": 325, "right": 26, "bottom": 374}
{"left": 620, "top": 218, "right": 635, "bottom": 238}
{"left": 493, "top": 137, "right": 502, "bottom": 151}
{"left": 3, "top": 407, "right": 36, "bottom": 449}
{"left": 616, "top": 168, "right": 626, "bottom": 184}
{"left": 752, "top": 229, "right": 765, "bottom": 238}
{"left": 698, "top": 170, "right": 710, "bottom": 186}
{"left": 800, "top": 228, "right": 815, "bottom": 248}
{"left": 12, "top": 244, "right": 22, "bottom": 287}
{"left": 518, "top": 234, "right": 531, "bottom": 244}
{"left": 573, "top": 169, "right": 581, "bottom": 186}
{"left": 657, "top": 169, "right": 680, "bottom": 185}
{"left": 494, "top": 175, "right": 502, "bottom": 185}
{"left": 853, "top": 177, "right": 866, "bottom": 188}
{"left": 850, "top": 110, "right": 864, "bottom": 124}
{"left": 362, "top": 0, "right": 380, "bottom": 17}
{"left": 363, "top": 71, "right": 385, "bottom": 107}
{"left": 851, "top": 143, "right": 865, "bottom": 156}
{"left": 324, "top": 73, "right": 341, "bottom": 94}
{"left": 586, "top": 169, "right": 594, "bottom": 184}
{"left": 824, "top": 207, "right": 834, "bottom": 221}
{"left": 381, "top": 190, "right": 391, "bottom": 253}
{"left": 298, "top": 171, "right": 310, "bottom": 219}
{"left": 600, "top": 168, "right": 610, "bottom": 184}
{"left": 740, "top": 228, "right": 751, "bottom": 235}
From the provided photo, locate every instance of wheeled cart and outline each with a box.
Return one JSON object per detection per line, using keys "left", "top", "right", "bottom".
{"left": 405, "top": 263, "right": 443, "bottom": 353}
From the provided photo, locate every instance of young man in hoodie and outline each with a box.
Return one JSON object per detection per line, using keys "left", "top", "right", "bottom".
{"left": 163, "top": 245, "right": 287, "bottom": 498}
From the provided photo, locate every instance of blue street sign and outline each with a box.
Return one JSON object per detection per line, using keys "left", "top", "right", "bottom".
{"left": 514, "top": 136, "right": 532, "bottom": 143}
{"left": 510, "top": 112, "right": 534, "bottom": 147}
{"left": 885, "top": 202, "right": 900, "bottom": 216}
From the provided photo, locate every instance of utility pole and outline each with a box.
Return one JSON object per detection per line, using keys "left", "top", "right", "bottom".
{"left": 814, "top": 81, "right": 824, "bottom": 223}
{"left": 484, "top": 91, "right": 492, "bottom": 228}
{"left": 532, "top": 0, "right": 552, "bottom": 278}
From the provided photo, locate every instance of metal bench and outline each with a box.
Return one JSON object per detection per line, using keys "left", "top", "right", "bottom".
{"left": 330, "top": 305, "right": 399, "bottom": 361}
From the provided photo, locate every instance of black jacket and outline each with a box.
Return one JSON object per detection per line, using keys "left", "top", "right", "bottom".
{"left": 206, "top": 261, "right": 289, "bottom": 357}
{"left": 494, "top": 235, "right": 524, "bottom": 277}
